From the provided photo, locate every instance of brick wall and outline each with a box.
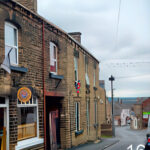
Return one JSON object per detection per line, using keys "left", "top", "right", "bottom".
{"left": 0, "top": 1, "right": 43, "bottom": 149}
{"left": 0, "top": 1, "right": 106, "bottom": 149}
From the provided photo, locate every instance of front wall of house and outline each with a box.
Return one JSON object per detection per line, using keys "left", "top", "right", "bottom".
{"left": 66, "top": 41, "right": 102, "bottom": 146}
{"left": 0, "top": 1, "right": 105, "bottom": 150}
{"left": 0, "top": 2, "right": 44, "bottom": 150}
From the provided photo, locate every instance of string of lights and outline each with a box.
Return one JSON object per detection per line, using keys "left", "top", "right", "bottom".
{"left": 115, "top": 74, "right": 150, "bottom": 79}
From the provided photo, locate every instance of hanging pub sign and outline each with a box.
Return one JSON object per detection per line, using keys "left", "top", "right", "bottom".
{"left": 75, "top": 80, "right": 81, "bottom": 94}
{"left": 17, "top": 87, "right": 32, "bottom": 103}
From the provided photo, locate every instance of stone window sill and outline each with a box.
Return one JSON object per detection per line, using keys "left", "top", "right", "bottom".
{"left": 10, "top": 66, "right": 28, "bottom": 73}
{"left": 15, "top": 137, "right": 44, "bottom": 150}
{"left": 49, "top": 73, "right": 64, "bottom": 79}
{"left": 75, "top": 129, "right": 84, "bottom": 136}
{"left": 93, "top": 87, "right": 97, "bottom": 91}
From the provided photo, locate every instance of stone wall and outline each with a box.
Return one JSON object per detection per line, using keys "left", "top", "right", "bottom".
{"left": 0, "top": 1, "right": 105, "bottom": 149}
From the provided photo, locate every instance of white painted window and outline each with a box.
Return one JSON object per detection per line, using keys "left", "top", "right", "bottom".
{"left": 85, "top": 56, "right": 90, "bottom": 85}
{"left": 86, "top": 99, "right": 90, "bottom": 134}
{"left": 95, "top": 101, "right": 97, "bottom": 124}
{"left": 74, "top": 57, "right": 78, "bottom": 81}
{"left": 50, "top": 42, "right": 57, "bottom": 74}
{"left": 75, "top": 102, "right": 80, "bottom": 131}
{"left": 17, "top": 98, "right": 39, "bottom": 141}
{"left": 93, "top": 69, "right": 96, "bottom": 87}
{"left": 5, "top": 22, "right": 18, "bottom": 66}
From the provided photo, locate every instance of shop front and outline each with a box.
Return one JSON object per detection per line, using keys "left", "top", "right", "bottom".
{"left": 15, "top": 87, "right": 44, "bottom": 150}
{"left": 0, "top": 97, "right": 9, "bottom": 150}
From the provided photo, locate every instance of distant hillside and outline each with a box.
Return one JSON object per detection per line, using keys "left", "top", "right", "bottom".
{"left": 108, "top": 97, "right": 148, "bottom": 104}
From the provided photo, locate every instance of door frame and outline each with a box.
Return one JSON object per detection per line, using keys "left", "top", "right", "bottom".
{"left": 0, "top": 97, "right": 9, "bottom": 150}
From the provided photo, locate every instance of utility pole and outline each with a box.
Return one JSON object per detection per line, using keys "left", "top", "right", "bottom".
{"left": 109, "top": 75, "right": 115, "bottom": 137}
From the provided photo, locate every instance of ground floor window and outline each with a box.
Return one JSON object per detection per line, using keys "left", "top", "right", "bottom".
{"left": 95, "top": 100, "right": 97, "bottom": 124}
{"left": 75, "top": 102, "right": 80, "bottom": 131}
{"left": 17, "top": 98, "right": 38, "bottom": 141}
{"left": 86, "top": 99, "right": 90, "bottom": 134}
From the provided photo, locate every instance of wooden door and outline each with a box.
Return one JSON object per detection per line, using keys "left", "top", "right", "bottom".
{"left": 49, "top": 110, "right": 58, "bottom": 150}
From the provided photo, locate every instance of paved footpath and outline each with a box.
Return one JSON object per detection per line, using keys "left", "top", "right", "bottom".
{"left": 68, "top": 137, "right": 119, "bottom": 150}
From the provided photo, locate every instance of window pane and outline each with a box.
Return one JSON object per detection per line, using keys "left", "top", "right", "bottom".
{"left": 86, "top": 73, "right": 90, "bottom": 85}
{"left": 18, "top": 107, "right": 37, "bottom": 125}
{"left": 75, "top": 102, "right": 80, "bottom": 131}
{"left": 5, "top": 24, "right": 17, "bottom": 46}
{"left": 54, "top": 46, "right": 56, "bottom": 59}
{"left": 14, "top": 28, "right": 17, "bottom": 46}
{"left": 95, "top": 101, "right": 97, "bottom": 124}
{"left": 50, "top": 46, "right": 54, "bottom": 66}
{"left": 5, "top": 45, "right": 17, "bottom": 65}
{"left": 17, "top": 107, "right": 37, "bottom": 141}
{"left": 94, "top": 70, "right": 96, "bottom": 87}
{"left": 50, "top": 61, "right": 56, "bottom": 72}
{"left": 74, "top": 57, "right": 78, "bottom": 81}
{"left": 0, "top": 97, "right": 5, "bottom": 104}
{"left": 75, "top": 70, "right": 77, "bottom": 81}
{"left": 9, "top": 47, "right": 17, "bottom": 65}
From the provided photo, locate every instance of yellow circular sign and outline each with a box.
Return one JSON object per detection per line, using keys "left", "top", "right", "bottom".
{"left": 17, "top": 87, "right": 32, "bottom": 103}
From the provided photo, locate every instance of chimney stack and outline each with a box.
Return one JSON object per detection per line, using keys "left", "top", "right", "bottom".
{"left": 68, "top": 32, "right": 82, "bottom": 43}
{"left": 14, "top": 0, "right": 37, "bottom": 12}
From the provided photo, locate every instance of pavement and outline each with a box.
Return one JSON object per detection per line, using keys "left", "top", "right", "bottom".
{"left": 68, "top": 126, "right": 149, "bottom": 150}
{"left": 68, "top": 137, "right": 119, "bottom": 150}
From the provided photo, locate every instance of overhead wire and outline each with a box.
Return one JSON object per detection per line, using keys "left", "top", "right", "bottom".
{"left": 115, "top": 74, "right": 150, "bottom": 79}
{"left": 114, "top": 0, "right": 122, "bottom": 51}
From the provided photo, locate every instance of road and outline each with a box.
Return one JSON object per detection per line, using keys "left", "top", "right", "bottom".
{"left": 70, "top": 126, "right": 148, "bottom": 150}
{"left": 105, "top": 126, "right": 148, "bottom": 150}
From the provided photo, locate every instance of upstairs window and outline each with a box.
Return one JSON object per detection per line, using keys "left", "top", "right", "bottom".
{"left": 93, "top": 62, "right": 96, "bottom": 87}
{"left": 93, "top": 69, "right": 96, "bottom": 87}
{"left": 50, "top": 42, "right": 57, "bottom": 74}
{"left": 85, "top": 56, "right": 90, "bottom": 85}
{"left": 5, "top": 22, "right": 18, "bottom": 66}
{"left": 74, "top": 57, "right": 78, "bottom": 81}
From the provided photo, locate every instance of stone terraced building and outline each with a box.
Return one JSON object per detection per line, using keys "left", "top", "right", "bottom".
{"left": 0, "top": 0, "right": 106, "bottom": 149}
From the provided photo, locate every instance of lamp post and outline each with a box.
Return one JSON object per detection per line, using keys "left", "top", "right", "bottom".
{"left": 109, "top": 75, "right": 115, "bottom": 137}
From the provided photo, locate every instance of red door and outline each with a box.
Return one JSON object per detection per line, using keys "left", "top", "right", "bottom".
{"left": 49, "top": 110, "right": 58, "bottom": 150}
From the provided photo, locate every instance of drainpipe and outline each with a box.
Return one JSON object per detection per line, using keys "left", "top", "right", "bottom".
{"left": 42, "top": 21, "right": 46, "bottom": 150}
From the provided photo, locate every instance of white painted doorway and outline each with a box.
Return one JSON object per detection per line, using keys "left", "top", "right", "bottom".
{"left": 0, "top": 97, "right": 9, "bottom": 150}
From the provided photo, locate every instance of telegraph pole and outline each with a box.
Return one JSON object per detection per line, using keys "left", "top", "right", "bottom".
{"left": 109, "top": 75, "right": 115, "bottom": 137}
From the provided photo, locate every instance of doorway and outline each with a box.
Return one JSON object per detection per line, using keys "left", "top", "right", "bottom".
{"left": 46, "top": 97, "right": 62, "bottom": 150}
{"left": 49, "top": 110, "right": 59, "bottom": 150}
{"left": 0, "top": 97, "right": 9, "bottom": 150}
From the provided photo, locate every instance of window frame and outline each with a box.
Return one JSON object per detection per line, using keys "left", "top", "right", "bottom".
{"left": 74, "top": 56, "right": 78, "bottom": 81}
{"left": 5, "top": 22, "right": 18, "bottom": 66}
{"left": 17, "top": 98, "right": 39, "bottom": 140}
{"left": 93, "top": 69, "right": 96, "bottom": 87}
{"left": 94, "top": 100, "right": 98, "bottom": 124}
{"left": 86, "top": 99, "right": 90, "bottom": 134}
{"left": 50, "top": 42, "right": 57, "bottom": 75}
{"left": 75, "top": 102, "right": 80, "bottom": 131}
{"left": 85, "top": 56, "right": 90, "bottom": 85}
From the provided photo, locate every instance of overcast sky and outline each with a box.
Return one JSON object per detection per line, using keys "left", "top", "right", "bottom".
{"left": 37, "top": 0, "right": 150, "bottom": 97}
